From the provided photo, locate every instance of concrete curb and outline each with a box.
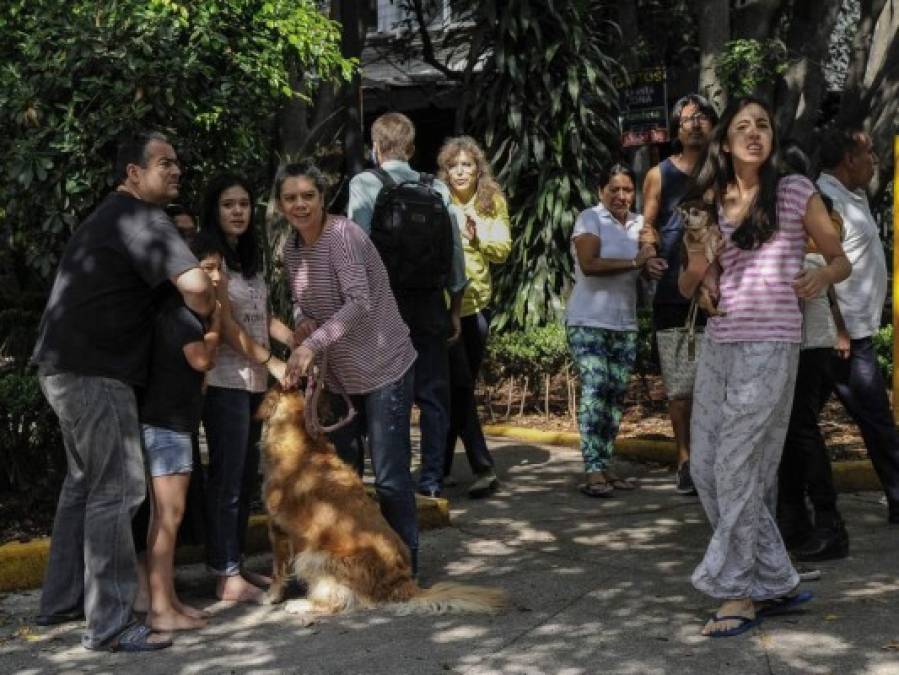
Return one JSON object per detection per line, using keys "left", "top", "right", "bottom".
{"left": 0, "top": 491, "right": 449, "bottom": 594}
{"left": 482, "top": 423, "right": 883, "bottom": 492}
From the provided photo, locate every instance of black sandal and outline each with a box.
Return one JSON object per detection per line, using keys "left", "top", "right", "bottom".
{"left": 580, "top": 481, "right": 614, "bottom": 498}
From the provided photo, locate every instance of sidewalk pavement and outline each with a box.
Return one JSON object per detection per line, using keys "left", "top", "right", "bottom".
{"left": 2, "top": 435, "right": 898, "bottom": 674}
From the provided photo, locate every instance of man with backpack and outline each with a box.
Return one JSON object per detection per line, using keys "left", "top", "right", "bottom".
{"left": 348, "top": 112, "right": 468, "bottom": 500}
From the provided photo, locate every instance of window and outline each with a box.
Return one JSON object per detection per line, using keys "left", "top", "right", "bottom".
{"left": 367, "top": 0, "right": 458, "bottom": 34}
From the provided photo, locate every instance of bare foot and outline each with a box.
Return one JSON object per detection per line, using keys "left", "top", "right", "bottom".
{"left": 173, "top": 597, "right": 210, "bottom": 620}
{"left": 147, "top": 609, "right": 207, "bottom": 632}
{"left": 241, "top": 569, "right": 272, "bottom": 588}
{"left": 701, "top": 598, "right": 756, "bottom": 636}
{"left": 217, "top": 575, "right": 264, "bottom": 603}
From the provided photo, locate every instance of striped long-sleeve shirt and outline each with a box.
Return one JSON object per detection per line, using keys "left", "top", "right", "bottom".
{"left": 707, "top": 174, "right": 816, "bottom": 344}
{"left": 282, "top": 215, "right": 416, "bottom": 394}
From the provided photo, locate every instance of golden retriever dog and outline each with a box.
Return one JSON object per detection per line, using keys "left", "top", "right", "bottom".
{"left": 256, "top": 386, "right": 506, "bottom": 621}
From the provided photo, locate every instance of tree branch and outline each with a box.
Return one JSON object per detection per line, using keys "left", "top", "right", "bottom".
{"left": 773, "top": 0, "right": 840, "bottom": 142}
{"left": 403, "top": 0, "right": 464, "bottom": 81}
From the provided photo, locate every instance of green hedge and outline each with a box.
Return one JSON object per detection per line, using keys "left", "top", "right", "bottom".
{"left": 484, "top": 310, "right": 657, "bottom": 383}
{"left": 0, "top": 283, "right": 65, "bottom": 494}
{"left": 0, "top": 369, "right": 65, "bottom": 494}
{"left": 874, "top": 324, "right": 893, "bottom": 381}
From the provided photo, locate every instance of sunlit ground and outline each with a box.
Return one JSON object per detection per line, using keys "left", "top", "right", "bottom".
{"left": 2, "top": 439, "right": 897, "bottom": 674}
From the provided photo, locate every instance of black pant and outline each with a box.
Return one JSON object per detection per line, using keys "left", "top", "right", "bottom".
{"left": 444, "top": 310, "right": 495, "bottom": 477}
{"left": 779, "top": 348, "right": 839, "bottom": 514}
{"left": 413, "top": 334, "right": 452, "bottom": 492}
{"left": 830, "top": 337, "right": 899, "bottom": 508}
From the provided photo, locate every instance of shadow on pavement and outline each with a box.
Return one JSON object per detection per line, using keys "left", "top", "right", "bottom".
{"left": 2, "top": 439, "right": 898, "bottom": 674}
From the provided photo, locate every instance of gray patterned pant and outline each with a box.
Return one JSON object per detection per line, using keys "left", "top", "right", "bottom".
{"left": 690, "top": 340, "right": 801, "bottom": 601}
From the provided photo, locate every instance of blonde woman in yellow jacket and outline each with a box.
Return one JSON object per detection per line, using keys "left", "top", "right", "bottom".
{"left": 437, "top": 136, "right": 511, "bottom": 498}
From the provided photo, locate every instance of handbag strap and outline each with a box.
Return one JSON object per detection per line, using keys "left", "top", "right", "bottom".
{"left": 685, "top": 297, "right": 699, "bottom": 359}
{"left": 684, "top": 297, "right": 699, "bottom": 334}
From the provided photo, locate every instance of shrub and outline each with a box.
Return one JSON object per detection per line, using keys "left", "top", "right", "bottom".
{"left": 0, "top": 369, "right": 65, "bottom": 494}
{"left": 873, "top": 323, "right": 893, "bottom": 382}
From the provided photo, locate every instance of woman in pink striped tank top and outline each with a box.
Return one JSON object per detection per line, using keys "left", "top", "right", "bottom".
{"left": 677, "top": 98, "right": 850, "bottom": 637}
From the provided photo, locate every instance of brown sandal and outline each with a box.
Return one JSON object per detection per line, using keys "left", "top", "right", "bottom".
{"left": 580, "top": 480, "right": 614, "bottom": 498}
{"left": 603, "top": 471, "right": 637, "bottom": 490}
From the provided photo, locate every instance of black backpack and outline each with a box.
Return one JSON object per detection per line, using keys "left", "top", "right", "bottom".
{"left": 367, "top": 168, "right": 454, "bottom": 293}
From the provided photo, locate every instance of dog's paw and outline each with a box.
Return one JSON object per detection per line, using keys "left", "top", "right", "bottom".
{"left": 283, "top": 599, "right": 313, "bottom": 614}
{"left": 283, "top": 599, "right": 317, "bottom": 625}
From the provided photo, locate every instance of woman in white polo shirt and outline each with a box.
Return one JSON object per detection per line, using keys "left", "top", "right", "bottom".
{"left": 566, "top": 163, "right": 657, "bottom": 498}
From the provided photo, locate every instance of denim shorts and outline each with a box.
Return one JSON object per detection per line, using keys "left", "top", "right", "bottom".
{"left": 141, "top": 424, "right": 193, "bottom": 477}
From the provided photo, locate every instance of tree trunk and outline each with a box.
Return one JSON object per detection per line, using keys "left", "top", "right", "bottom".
{"left": 838, "top": 0, "right": 888, "bottom": 124}
{"left": 774, "top": 0, "right": 842, "bottom": 144}
{"left": 340, "top": 0, "right": 365, "bottom": 178}
{"left": 518, "top": 376, "right": 529, "bottom": 417}
{"left": 838, "top": 0, "right": 896, "bottom": 200}
{"left": 861, "top": 31, "right": 898, "bottom": 201}
{"left": 695, "top": 0, "right": 730, "bottom": 108}
{"left": 544, "top": 373, "right": 551, "bottom": 420}
{"left": 485, "top": 382, "right": 496, "bottom": 422}
{"left": 615, "top": 1, "right": 656, "bottom": 209}
{"left": 277, "top": 57, "right": 311, "bottom": 158}
{"left": 730, "top": 0, "right": 787, "bottom": 40}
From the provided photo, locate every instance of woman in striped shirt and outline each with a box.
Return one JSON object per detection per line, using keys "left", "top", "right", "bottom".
{"left": 277, "top": 162, "right": 421, "bottom": 573}
{"left": 678, "top": 98, "right": 850, "bottom": 637}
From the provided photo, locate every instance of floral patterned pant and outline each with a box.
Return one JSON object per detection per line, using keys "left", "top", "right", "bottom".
{"left": 690, "top": 339, "right": 801, "bottom": 600}
{"left": 567, "top": 326, "right": 637, "bottom": 474}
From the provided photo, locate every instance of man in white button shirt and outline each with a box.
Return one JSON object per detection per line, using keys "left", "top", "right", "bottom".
{"left": 816, "top": 127, "right": 899, "bottom": 525}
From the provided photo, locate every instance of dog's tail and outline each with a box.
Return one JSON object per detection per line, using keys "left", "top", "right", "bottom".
{"left": 391, "top": 582, "right": 506, "bottom": 615}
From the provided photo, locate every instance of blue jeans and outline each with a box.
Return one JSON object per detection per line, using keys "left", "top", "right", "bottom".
{"left": 829, "top": 337, "right": 899, "bottom": 509}
{"left": 38, "top": 373, "right": 146, "bottom": 649}
{"left": 328, "top": 368, "right": 419, "bottom": 570}
{"left": 202, "top": 386, "right": 263, "bottom": 576}
{"left": 412, "top": 335, "right": 452, "bottom": 494}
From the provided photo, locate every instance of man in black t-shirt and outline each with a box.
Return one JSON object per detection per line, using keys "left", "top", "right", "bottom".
{"left": 31, "top": 132, "right": 215, "bottom": 652}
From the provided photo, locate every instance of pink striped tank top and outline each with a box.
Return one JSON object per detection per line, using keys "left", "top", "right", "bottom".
{"left": 707, "top": 174, "right": 817, "bottom": 343}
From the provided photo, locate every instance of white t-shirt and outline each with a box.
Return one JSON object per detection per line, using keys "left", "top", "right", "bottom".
{"left": 800, "top": 253, "right": 837, "bottom": 350}
{"left": 565, "top": 204, "right": 642, "bottom": 331}
{"left": 206, "top": 264, "right": 270, "bottom": 393}
{"left": 817, "top": 173, "right": 887, "bottom": 339}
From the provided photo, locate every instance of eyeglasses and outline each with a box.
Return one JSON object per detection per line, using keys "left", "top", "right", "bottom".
{"left": 680, "top": 113, "right": 712, "bottom": 128}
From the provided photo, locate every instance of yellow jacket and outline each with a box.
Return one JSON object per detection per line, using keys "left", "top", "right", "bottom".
{"left": 453, "top": 192, "right": 512, "bottom": 317}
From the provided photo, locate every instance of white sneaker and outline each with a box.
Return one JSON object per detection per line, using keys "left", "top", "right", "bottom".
{"left": 469, "top": 471, "right": 498, "bottom": 498}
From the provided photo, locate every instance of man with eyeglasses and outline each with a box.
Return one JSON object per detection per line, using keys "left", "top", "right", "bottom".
{"left": 640, "top": 94, "right": 718, "bottom": 497}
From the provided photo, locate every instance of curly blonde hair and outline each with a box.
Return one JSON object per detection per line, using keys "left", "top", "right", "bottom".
{"left": 436, "top": 136, "right": 504, "bottom": 218}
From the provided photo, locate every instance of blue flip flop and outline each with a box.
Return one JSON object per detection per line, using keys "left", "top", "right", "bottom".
{"left": 756, "top": 591, "right": 814, "bottom": 618}
{"left": 705, "top": 614, "right": 763, "bottom": 638}
{"left": 109, "top": 624, "right": 173, "bottom": 652}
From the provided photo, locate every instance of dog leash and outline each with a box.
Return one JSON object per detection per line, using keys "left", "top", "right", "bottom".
{"left": 303, "top": 349, "right": 357, "bottom": 436}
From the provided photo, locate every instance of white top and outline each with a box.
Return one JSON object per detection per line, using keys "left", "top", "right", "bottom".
{"left": 817, "top": 173, "right": 886, "bottom": 339}
{"left": 800, "top": 253, "right": 837, "bottom": 350}
{"left": 565, "top": 204, "right": 642, "bottom": 331}
{"left": 206, "top": 264, "right": 270, "bottom": 393}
